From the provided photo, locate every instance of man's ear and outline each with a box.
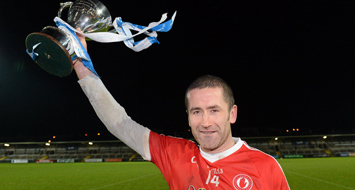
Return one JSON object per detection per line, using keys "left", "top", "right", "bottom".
{"left": 229, "top": 105, "right": 238, "bottom": 124}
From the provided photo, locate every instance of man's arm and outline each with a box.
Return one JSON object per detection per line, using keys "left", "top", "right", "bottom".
{"left": 73, "top": 30, "right": 152, "bottom": 160}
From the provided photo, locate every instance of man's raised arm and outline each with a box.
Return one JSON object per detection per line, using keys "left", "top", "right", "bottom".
{"left": 72, "top": 30, "right": 151, "bottom": 161}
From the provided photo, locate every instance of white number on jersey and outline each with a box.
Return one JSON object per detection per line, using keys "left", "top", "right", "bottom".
{"left": 205, "top": 170, "right": 220, "bottom": 187}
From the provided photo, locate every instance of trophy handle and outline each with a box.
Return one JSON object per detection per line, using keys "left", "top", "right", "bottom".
{"left": 58, "top": 2, "right": 73, "bottom": 18}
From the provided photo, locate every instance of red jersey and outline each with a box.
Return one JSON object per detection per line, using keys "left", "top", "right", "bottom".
{"left": 149, "top": 132, "right": 290, "bottom": 190}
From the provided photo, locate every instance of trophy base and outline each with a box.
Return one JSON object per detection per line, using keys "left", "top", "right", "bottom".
{"left": 25, "top": 32, "right": 73, "bottom": 77}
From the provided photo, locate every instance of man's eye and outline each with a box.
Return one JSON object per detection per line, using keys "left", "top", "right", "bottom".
{"left": 192, "top": 111, "right": 200, "bottom": 115}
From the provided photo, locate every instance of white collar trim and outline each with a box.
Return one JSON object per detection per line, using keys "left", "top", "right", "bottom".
{"left": 200, "top": 137, "right": 244, "bottom": 163}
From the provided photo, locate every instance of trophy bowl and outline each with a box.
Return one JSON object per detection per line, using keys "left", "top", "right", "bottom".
{"left": 25, "top": 0, "right": 112, "bottom": 77}
{"left": 58, "top": 0, "right": 112, "bottom": 33}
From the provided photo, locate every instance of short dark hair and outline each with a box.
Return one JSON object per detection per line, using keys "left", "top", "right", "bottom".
{"left": 185, "top": 75, "right": 235, "bottom": 110}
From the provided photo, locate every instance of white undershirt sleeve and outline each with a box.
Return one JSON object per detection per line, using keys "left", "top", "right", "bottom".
{"left": 78, "top": 73, "right": 151, "bottom": 161}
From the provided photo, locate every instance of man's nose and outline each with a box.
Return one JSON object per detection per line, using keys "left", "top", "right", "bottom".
{"left": 201, "top": 113, "right": 211, "bottom": 128}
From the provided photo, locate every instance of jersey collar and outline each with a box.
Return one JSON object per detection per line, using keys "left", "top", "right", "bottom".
{"left": 199, "top": 137, "right": 244, "bottom": 163}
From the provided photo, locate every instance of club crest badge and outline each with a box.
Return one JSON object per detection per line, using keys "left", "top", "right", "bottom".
{"left": 233, "top": 174, "right": 253, "bottom": 190}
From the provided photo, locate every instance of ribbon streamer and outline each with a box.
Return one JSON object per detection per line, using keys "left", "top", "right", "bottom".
{"left": 112, "top": 11, "right": 177, "bottom": 51}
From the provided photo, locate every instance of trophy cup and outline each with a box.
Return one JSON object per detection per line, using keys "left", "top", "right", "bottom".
{"left": 25, "top": 0, "right": 112, "bottom": 77}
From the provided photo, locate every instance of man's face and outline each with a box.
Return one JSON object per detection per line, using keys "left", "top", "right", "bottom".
{"left": 187, "top": 87, "right": 237, "bottom": 154}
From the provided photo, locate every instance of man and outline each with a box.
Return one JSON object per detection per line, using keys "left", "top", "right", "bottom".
{"left": 73, "top": 32, "right": 290, "bottom": 190}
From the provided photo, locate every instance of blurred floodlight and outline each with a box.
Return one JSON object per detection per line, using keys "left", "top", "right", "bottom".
{"left": 4, "top": 143, "right": 10, "bottom": 147}
{"left": 89, "top": 142, "right": 93, "bottom": 145}
{"left": 275, "top": 137, "right": 278, "bottom": 141}
{"left": 45, "top": 143, "right": 50, "bottom": 146}
{"left": 323, "top": 136, "right": 327, "bottom": 139}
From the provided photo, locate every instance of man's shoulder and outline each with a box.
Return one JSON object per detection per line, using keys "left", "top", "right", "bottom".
{"left": 239, "top": 141, "right": 277, "bottom": 162}
{"left": 150, "top": 131, "right": 198, "bottom": 149}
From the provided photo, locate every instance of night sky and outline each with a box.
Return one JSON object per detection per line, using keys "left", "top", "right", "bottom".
{"left": 1, "top": 0, "right": 355, "bottom": 142}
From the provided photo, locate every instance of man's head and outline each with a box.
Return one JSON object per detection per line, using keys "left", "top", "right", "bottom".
{"left": 185, "top": 75, "right": 235, "bottom": 110}
{"left": 185, "top": 75, "right": 238, "bottom": 154}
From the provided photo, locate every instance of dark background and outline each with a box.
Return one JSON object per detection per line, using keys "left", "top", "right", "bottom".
{"left": 1, "top": 0, "right": 355, "bottom": 142}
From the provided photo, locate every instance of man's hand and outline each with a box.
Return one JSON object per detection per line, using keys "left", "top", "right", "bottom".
{"left": 76, "top": 29, "right": 87, "bottom": 50}
{"left": 73, "top": 28, "right": 93, "bottom": 80}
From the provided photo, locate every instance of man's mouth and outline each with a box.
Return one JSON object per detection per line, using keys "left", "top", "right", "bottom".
{"left": 201, "top": 131, "right": 216, "bottom": 134}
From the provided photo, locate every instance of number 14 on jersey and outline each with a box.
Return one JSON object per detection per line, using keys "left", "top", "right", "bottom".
{"left": 205, "top": 170, "right": 220, "bottom": 187}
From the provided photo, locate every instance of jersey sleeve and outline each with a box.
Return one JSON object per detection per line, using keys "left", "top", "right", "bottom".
{"left": 78, "top": 73, "right": 151, "bottom": 160}
{"left": 272, "top": 159, "right": 290, "bottom": 190}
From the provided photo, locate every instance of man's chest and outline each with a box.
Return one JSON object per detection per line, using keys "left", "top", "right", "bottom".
{"left": 168, "top": 154, "right": 262, "bottom": 190}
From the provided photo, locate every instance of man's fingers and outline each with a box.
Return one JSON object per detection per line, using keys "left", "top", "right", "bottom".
{"left": 76, "top": 28, "right": 85, "bottom": 40}
{"left": 75, "top": 28, "right": 87, "bottom": 50}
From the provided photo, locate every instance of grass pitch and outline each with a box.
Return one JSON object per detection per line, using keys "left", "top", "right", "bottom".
{"left": 0, "top": 162, "right": 168, "bottom": 190}
{"left": 279, "top": 157, "right": 355, "bottom": 190}
{"left": 0, "top": 157, "right": 354, "bottom": 190}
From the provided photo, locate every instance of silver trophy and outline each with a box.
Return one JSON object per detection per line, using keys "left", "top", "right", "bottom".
{"left": 25, "top": 0, "right": 112, "bottom": 77}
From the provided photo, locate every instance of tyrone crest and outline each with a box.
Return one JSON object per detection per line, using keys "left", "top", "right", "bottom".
{"left": 233, "top": 174, "right": 253, "bottom": 190}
